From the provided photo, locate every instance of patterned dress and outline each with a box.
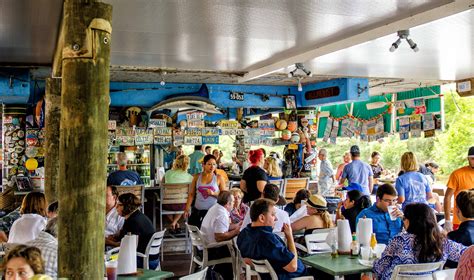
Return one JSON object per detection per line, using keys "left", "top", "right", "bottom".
{"left": 373, "top": 233, "right": 466, "bottom": 280}
{"left": 230, "top": 203, "right": 249, "bottom": 224}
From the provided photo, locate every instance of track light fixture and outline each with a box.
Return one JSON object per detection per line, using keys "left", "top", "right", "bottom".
{"left": 389, "top": 30, "right": 419, "bottom": 52}
{"left": 160, "top": 71, "right": 167, "bottom": 86}
{"left": 297, "top": 77, "right": 303, "bottom": 92}
{"left": 288, "top": 63, "right": 312, "bottom": 78}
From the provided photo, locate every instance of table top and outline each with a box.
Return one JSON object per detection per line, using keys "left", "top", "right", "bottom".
{"left": 300, "top": 253, "right": 372, "bottom": 276}
{"left": 118, "top": 269, "right": 174, "bottom": 279}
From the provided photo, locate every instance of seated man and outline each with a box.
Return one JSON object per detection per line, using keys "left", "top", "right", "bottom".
{"left": 446, "top": 189, "right": 474, "bottom": 267}
{"left": 47, "top": 201, "right": 58, "bottom": 218}
{"left": 200, "top": 191, "right": 240, "bottom": 279}
{"left": 241, "top": 183, "right": 291, "bottom": 232}
{"left": 105, "top": 186, "right": 124, "bottom": 247}
{"left": 356, "top": 183, "right": 403, "bottom": 244}
{"left": 26, "top": 217, "right": 58, "bottom": 279}
{"left": 237, "top": 198, "right": 307, "bottom": 280}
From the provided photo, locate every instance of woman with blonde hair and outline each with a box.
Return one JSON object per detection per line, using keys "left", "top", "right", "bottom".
{"left": 8, "top": 192, "right": 47, "bottom": 244}
{"left": 291, "top": 194, "right": 334, "bottom": 235}
{"left": 264, "top": 156, "right": 283, "bottom": 180}
{"left": 229, "top": 188, "right": 249, "bottom": 224}
{"left": 395, "top": 152, "right": 432, "bottom": 208}
{"left": 162, "top": 154, "right": 193, "bottom": 231}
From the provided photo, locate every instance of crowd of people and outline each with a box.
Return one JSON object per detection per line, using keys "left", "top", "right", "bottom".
{"left": 0, "top": 144, "right": 472, "bottom": 280}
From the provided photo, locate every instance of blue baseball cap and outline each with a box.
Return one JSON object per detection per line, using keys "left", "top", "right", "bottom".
{"left": 342, "top": 182, "right": 364, "bottom": 192}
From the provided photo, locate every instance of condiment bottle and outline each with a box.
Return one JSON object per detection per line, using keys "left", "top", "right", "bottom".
{"left": 350, "top": 233, "right": 360, "bottom": 256}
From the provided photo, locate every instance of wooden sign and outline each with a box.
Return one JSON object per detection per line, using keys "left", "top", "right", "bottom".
{"left": 135, "top": 134, "right": 153, "bottom": 145}
{"left": 115, "top": 136, "right": 134, "bottom": 146}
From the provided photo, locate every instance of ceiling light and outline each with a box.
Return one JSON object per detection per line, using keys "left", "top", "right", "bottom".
{"left": 297, "top": 78, "right": 303, "bottom": 92}
{"left": 389, "top": 29, "right": 419, "bottom": 53}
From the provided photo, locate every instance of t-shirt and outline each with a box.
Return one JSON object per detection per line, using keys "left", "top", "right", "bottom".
{"left": 341, "top": 159, "right": 373, "bottom": 195}
{"left": 200, "top": 204, "right": 230, "bottom": 244}
{"left": 242, "top": 166, "right": 268, "bottom": 203}
{"left": 370, "top": 164, "right": 384, "bottom": 179}
{"left": 195, "top": 174, "right": 219, "bottom": 210}
{"left": 395, "top": 171, "right": 431, "bottom": 208}
{"left": 356, "top": 204, "right": 403, "bottom": 244}
{"left": 447, "top": 166, "right": 474, "bottom": 225}
{"left": 107, "top": 170, "right": 143, "bottom": 186}
{"left": 105, "top": 207, "right": 125, "bottom": 237}
{"left": 120, "top": 210, "right": 156, "bottom": 259}
{"left": 188, "top": 151, "right": 205, "bottom": 175}
{"left": 237, "top": 225, "right": 307, "bottom": 280}
{"left": 164, "top": 169, "right": 193, "bottom": 184}
{"left": 8, "top": 214, "right": 47, "bottom": 244}
{"left": 240, "top": 207, "right": 290, "bottom": 232}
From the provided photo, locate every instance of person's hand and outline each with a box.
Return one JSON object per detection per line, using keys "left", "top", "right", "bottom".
{"left": 282, "top": 223, "right": 293, "bottom": 238}
{"left": 444, "top": 220, "right": 453, "bottom": 232}
{"left": 184, "top": 207, "right": 191, "bottom": 218}
{"left": 391, "top": 207, "right": 404, "bottom": 218}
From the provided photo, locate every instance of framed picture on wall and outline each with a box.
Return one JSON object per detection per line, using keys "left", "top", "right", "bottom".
{"left": 285, "top": 95, "right": 297, "bottom": 110}
{"left": 15, "top": 176, "right": 32, "bottom": 192}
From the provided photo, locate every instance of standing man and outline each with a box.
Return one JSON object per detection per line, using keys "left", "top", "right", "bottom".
{"left": 188, "top": 145, "right": 206, "bottom": 175}
{"left": 340, "top": 145, "right": 374, "bottom": 195}
{"left": 205, "top": 146, "right": 212, "bottom": 155}
{"left": 107, "top": 152, "right": 143, "bottom": 186}
{"left": 444, "top": 146, "right": 474, "bottom": 232}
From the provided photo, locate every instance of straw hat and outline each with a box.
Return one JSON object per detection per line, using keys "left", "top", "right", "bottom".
{"left": 307, "top": 194, "right": 328, "bottom": 210}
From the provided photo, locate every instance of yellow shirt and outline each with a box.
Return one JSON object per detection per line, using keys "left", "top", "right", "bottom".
{"left": 447, "top": 166, "right": 474, "bottom": 225}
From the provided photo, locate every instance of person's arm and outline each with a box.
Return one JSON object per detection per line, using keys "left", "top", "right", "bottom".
{"left": 282, "top": 223, "right": 298, "bottom": 273}
{"left": 339, "top": 166, "right": 348, "bottom": 185}
{"left": 105, "top": 236, "right": 120, "bottom": 247}
{"left": 396, "top": 178, "right": 405, "bottom": 204}
{"left": 0, "top": 231, "right": 7, "bottom": 242}
{"left": 368, "top": 176, "right": 374, "bottom": 194}
{"left": 215, "top": 226, "right": 240, "bottom": 242}
{"left": 256, "top": 180, "right": 267, "bottom": 194}
{"left": 184, "top": 175, "right": 198, "bottom": 217}
{"left": 444, "top": 188, "right": 455, "bottom": 231}
{"left": 217, "top": 174, "right": 227, "bottom": 191}
{"left": 290, "top": 216, "right": 308, "bottom": 232}
{"left": 240, "top": 179, "right": 247, "bottom": 193}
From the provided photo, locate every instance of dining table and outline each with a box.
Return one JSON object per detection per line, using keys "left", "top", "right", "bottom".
{"left": 117, "top": 269, "right": 174, "bottom": 279}
{"left": 300, "top": 253, "right": 373, "bottom": 276}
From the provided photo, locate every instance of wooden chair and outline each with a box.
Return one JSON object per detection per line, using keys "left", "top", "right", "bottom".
{"left": 115, "top": 185, "right": 145, "bottom": 211}
{"left": 283, "top": 178, "right": 309, "bottom": 202}
{"left": 268, "top": 179, "right": 284, "bottom": 196}
{"left": 186, "top": 224, "right": 238, "bottom": 279}
{"left": 390, "top": 261, "right": 445, "bottom": 280}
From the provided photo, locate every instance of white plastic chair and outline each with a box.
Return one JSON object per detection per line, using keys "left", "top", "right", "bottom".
{"left": 136, "top": 230, "right": 166, "bottom": 270}
{"left": 186, "top": 224, "right": 237, "bottom": 279}
{"left": 304, "top": 229, "right": 332, "bottom": 254}
{"left": 249, "top": 259, "right": 313, "bottom": 280}
{"left": 390, "top": 261, "right": 445, "bottom": 280}
{"left": 432, "top": 269, "right": 456, "bottom": 280}
{"left": 179, "top": 267, "right": 208, "bottom": 280}
{"left": 232, "top": 237, "right": 259, "bottom": 280}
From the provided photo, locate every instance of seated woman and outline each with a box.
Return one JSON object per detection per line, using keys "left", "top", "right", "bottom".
{"left": 374, "top": 203, "right": 467, "bottom": 280}
{"left": 264, "top": 156, "right": 283, "bottom": 181}
{"left": 229, "top": 188, "right": 248, "bottom": 224}
{"left": 162, "top": 154, "right": 193, "bottom": 231}
{"left": 291, "top": 194, "right": 333, "bottom": 235}
{"left": 284, "top": 189, "right": 311, "bottom": 217}
{"left": 184, "top": 154, "right": 227, "bottom": 228}
{"left": 8, "top": 192, "right": 47, "bottom": 244}
{"left": 2, "top": 244, "right": 50, "bottom": 280}
{"left": 336, "top": 190, "right": 371, "bottom": 233}
{"left": 107, "top": 193, "right": 158, "bottom": 270}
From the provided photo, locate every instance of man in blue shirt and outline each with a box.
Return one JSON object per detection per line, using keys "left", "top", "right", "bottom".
{"left": 107, "top": 152, "right": 143, "bottom": 186}
{"left": 340, "top": 145, "right": 373, "bottom": 195}
{"left": 188, "top": 145, "right": 205, "bottom": 175}
{"left": 237, "top": 199, "right": 307, "bottom": 280}
{"left": 356, "top": 184, "right": 403, "bottom": 244}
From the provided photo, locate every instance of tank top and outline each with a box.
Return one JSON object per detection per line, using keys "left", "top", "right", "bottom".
{"left": 195, "top": 173, "right": 219, "bottom": 210}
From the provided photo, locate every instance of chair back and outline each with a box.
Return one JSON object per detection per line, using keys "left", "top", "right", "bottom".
{"left": 390, "top": 261, "right": 445, "bottom": 280}
{"left": 115, "top": 185, "right": 145, "bottom": 210}
{"left": 432, "top": 268, "right": 456, "bottom": 280}
{"left": 304, "top": 229, "right": 332, "bottom": 254}
{"left": 283, "top": 178, "right": 309, "bottom": 201}
{"left": 145, "top": 230, "right": 166, "bottom": 257}
{"left": 161, "top": 183, "right": 190, "bottom": 205}
{"left": 250, "top": 259, "right": 278, "bottom": 280}
{"left": 186, "top": 223, "right": 207, "bottom": 247}
{"left": 179, "top": 267, "right": 208, "bottom": 280}
{"left": 269, "top": 179, "right": 284, "bottom": 195}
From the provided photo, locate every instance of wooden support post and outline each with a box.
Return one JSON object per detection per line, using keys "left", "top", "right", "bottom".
{"left": 44, "top": 78, "right": 61, "bottom": 203}
{"left": 58, "top": 1, "right": 112, "bottom": 279}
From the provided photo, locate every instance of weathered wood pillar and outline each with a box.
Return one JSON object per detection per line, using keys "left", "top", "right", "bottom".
{"left": 44, "top": 78, "right": 61, "bottom": 203}
{"left": 58, "top": 1, "right": 112, "bottom": 279}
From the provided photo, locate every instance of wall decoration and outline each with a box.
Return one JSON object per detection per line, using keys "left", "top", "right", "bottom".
{"left": 285, "top": 95, "right": 297, "bottom": 110}
{"left": 424, "top": 129, "right": 435, "bottom": 138}
{"left": 399, "top": 132, "right": 409, "bottom": 141}
{"left": 423, "top": 114, "right": 435, "bottom": 131}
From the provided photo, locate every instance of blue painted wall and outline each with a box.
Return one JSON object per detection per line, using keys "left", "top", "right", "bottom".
{"left": 0, "top": 68, "right": 30, "bottom": 104}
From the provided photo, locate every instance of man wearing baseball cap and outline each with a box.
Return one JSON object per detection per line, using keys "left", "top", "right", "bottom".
{"left": 340, "top": 145, "right": 374, "bottom": 195}
{"left": 444, "top": 146, "right": 474, "bottom": 232}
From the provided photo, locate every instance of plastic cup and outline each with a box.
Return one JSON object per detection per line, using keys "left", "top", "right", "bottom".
{"left": 374, "top": 244, "right": 386, "bottom": 259}
{"left": 360, "top": 246, "right": 371, "bottom": 261}
{"left": 387, "top": 205, "right": 398, "bottom": 221}
{"left": 105, "top": 260, "right": 118, "bottom": 280}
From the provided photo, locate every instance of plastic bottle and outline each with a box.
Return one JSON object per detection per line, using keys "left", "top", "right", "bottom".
{"left": 370, "top": 233, "right": 377, "bottom": 250}
{"left": 350, "top": 233, "right": 360, "bottom": 256}
{"left": 329, "top": 228, "right": 338, "bottom": 258}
